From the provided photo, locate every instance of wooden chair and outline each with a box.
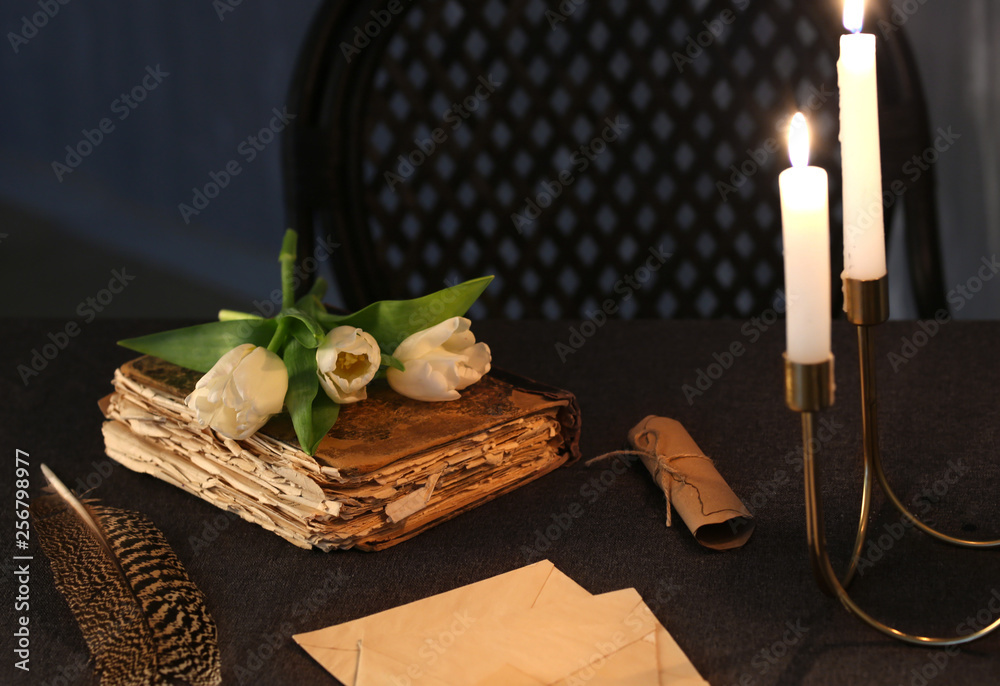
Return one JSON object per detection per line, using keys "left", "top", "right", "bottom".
{"left": 283, "top": 0, "right": 946, "bottom": 319}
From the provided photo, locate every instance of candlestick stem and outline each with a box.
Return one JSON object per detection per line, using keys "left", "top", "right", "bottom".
{"left": 787, "top": 276, "right": 1000, "bottom": 645}
{"left": 801, "top": 412, "right": 834, "bottom": 596}
{"left": 791, "top": 352, "right": 1000, "bottom": 645}
{"left": 847, "top": 277, "right": 1000, "bottom": 548}
{"left": 798, "top": 403, "right": 1000, "bottom": 645}
{"left": 786, "top": 355, "right": 870, "bottom": 588}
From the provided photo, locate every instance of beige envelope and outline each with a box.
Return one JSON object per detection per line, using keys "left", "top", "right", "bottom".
{"left": 294, "top": 560, "right": 586, "bottom": 684}
{"left": 355, "top": 589, "right": 653, "bottom": 684}
{"left": 293, "top": 560, "right": 708, "bottom": 686}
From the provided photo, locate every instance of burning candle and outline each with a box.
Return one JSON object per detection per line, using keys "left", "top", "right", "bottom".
{"left": 779, "top": 113, "right": 831, "bottom": 364}
{"left": 838, "top": 0, "right": 886, "bottom": 280}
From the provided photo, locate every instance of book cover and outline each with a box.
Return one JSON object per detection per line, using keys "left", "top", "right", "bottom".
{"left": 101, "top": 356, "right": 581, "bottom": 551}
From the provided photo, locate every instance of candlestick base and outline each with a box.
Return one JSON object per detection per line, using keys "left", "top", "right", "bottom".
{"left": 783, "top": 290, "right": 1000, "bottom": 644}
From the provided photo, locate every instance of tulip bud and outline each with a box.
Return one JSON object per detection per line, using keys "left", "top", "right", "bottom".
{"left": 387, "top": 317, "right": 491, "bottom": 402}
{"left": 316, "top": 326, "right": 381, "bottom": 404}
{"left": 185, "top": 344, "right": 288, "bottom": 440}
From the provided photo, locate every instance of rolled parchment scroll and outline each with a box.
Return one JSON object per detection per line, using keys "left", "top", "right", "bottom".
{"left": 628, "top": 415, "right": 754, "bottom": 550}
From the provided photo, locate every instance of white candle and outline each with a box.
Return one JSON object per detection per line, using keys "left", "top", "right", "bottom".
{"left": 838, "top": 0, "right": 886, "bottom": 280}
{"left": 780, "top": 113, "right": 831, "bottom": 364}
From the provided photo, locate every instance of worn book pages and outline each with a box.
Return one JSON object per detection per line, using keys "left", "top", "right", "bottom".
{"left": 100, "top": 356, "right": 580, "bottom": 551}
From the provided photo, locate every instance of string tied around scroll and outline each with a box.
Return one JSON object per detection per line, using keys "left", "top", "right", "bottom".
{"left": 586, "top": 429, "right": 714, "bottom": 527}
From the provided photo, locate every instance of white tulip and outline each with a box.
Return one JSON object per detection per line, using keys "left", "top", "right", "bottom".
{"left": 185, "top": 344, "right": 288, "bottom": 440}
{"left": 316, "top": 326, "right": 381, "bottom": 404}
{"left": 387, "top": 317, "right": 491, "bottom": 402}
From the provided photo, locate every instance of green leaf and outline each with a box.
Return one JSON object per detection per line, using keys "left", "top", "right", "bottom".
{"left": 282, "top": 340, "right": 318, "bottom": 450}
{"left": 118, "top": 319, "right": 278, "bottom": 373}
{"left": 282, "top": 340, "right": 340, "bottom": 455}
{"left": 294, "top": 277, "right": 329, "bottom": 318}
{"left": 380, "top": 353, "right": 405, "bottom": 372}
{"left": 280, "top": 308, "right": 326, "bottom": 349}
{"left": 317, "top": 275, "right": 494, "bottom": 354}
{"left": 307, "top": 392, "right": 341, "bottom": 455}
{"left": 217, "top": 309, "right": 265, "bottom": 322}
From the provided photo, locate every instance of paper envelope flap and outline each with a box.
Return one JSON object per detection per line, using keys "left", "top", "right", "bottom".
{"left": 295, "top": 562, "right": 708, "bottom": 686}
{"left": 356, "top": 589, "right": 656, "bottom": 684}
{"left": 553, "top": 634, "right": 660, "bottom": 686}
{"left": 293, "top": 560, "right": 566, "bottom": 684}
{"left": 355, "top": 644, "right": 454, "bottom": 686}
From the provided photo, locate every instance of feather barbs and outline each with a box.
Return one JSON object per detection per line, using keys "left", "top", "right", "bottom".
{"left": 31, "top": 465, "right": 221, "bottom": 686}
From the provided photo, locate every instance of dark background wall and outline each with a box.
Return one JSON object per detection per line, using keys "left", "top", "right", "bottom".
{"left": 1, "top": 0, "right": 997, "bottom": 319}
{"left": 0, "top": 1, "right": 321, "bottom": 318}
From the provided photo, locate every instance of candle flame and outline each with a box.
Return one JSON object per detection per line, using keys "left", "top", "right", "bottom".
{"left": 788, "top": 113, "right": 809, "bottom": 168}
{"left": 844, "top": 0, "right": 864, "bottom": 33}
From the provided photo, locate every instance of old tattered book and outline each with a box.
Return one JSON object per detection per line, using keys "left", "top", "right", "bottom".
{"left": 100, "top": 356, "right": 580, "bottom": 551}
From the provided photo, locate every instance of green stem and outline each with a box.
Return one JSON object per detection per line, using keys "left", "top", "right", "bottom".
{"left": 279, "top": 229, "right": 297, "bottom": 310}
{"left": 218, "top": 309, "right": 264, "bottom": 322}
{"left": 267, "top": 318, "right": 289, "bottom": 353}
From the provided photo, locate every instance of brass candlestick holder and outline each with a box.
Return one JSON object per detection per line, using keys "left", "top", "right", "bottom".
{"left": 786, "top": 274, "right": 1000, "bottom": 646}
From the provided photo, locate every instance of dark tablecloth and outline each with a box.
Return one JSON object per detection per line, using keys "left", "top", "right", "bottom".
{"left": 3, "top": 318, "right": 999, "bottom": 685}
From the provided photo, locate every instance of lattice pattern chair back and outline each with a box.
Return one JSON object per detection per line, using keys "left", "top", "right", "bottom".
{"left": 284, "top": 0, "right": 944, "bottom": 319}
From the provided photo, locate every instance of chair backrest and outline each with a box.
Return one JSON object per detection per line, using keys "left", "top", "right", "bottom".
{"left": 283, "top": 0, "right": 945, "bottom": 319}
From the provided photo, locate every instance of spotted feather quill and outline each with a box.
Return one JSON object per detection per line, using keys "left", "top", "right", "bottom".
{"left": 31, "top": 464, "right": 221, "bottom": 686}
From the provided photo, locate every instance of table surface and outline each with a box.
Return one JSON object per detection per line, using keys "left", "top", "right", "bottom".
{"left": 3, "top": 318, "right": 999, "bottom": 685}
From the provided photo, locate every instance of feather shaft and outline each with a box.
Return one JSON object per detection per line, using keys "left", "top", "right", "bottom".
{"left": 32, "top": 464, "right": 221, "bottom": 686}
